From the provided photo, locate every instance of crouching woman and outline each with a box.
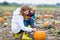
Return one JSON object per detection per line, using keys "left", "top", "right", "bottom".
{"left": 11, "top": 6, "right": 36, "bottom": 39}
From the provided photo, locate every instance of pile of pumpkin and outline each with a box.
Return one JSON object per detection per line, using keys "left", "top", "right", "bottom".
{"left": 0, "top": 11, "right": 59, "bottom": 40}
{"left": 36, "top": 12, "right": 54, "bottom": 29}
{"left": 35, "top": 11, "right": 60, "bottom": 38}
{"left": 32, "top": 12, "right": 60, "bottom": 40}
{"left": 0, "top": 11, "right": 11, "bottom": 27}
{"left": 27, "top": 12, "right": 55, "bottom": 40}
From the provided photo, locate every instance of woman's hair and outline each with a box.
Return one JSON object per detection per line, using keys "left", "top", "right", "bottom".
{"left": 20, "top": 6, "right": 29, "bottom": 12}
{"left": 20, "top": 6, "right": 29, "bottom": 19}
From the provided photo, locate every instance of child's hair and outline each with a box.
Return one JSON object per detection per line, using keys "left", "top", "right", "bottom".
{"left": 29, "top": 6, "right": 37, "bottom": 11}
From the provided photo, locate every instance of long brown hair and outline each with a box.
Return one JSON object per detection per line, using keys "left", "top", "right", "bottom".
{"left": 20, "top": 6, "right": 29, "bottom": 19}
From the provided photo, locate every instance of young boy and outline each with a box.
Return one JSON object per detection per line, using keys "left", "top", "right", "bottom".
{"left": 24, "top": 6, "right": 37, "bottom": 28}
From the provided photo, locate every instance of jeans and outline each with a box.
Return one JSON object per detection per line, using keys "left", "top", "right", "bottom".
{"left": 24, "top": 19, "right": 34, "bottom": 28}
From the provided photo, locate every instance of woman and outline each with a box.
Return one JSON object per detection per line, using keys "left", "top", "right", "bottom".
{"left": 11, "top": 6, "right": 36, "bottom": 34}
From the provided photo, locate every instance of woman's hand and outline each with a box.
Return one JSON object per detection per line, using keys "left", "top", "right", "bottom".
{"left": 32, "top": 28, "right": 36, "bottom": 32}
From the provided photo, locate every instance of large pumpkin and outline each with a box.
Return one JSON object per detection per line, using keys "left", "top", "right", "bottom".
{"left": 37, "top": 15, "right": 42, "bottom": 20}
{"left": 44, "top": 22, "right": 50, "bottom": 27}
{"left": 6, "top": 11, "right": 11, "bottom": 16}
{"left": 43, "top": 15, "right": 49, "bottom": 18}
{"left": 33, "top": 31, "right": 46, "bottom": 40}
{"left": 0, "top": 18, "right": 3, "bottom": 23}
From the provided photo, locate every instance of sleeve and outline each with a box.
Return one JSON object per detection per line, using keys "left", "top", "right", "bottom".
{"left": 32, "top": 14, "right": 37, "bottom": 20}
{"left": 13, "top": 8, "right": 21, "bottom": 16}
{"left": 16, "top": 16, "right": 33, "bottom": 32}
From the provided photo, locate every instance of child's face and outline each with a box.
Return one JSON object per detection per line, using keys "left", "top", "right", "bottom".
{"left": 30, "top": 9, "right": 35, "bottom": 13}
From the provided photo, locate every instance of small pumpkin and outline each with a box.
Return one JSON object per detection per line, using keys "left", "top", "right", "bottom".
{"left": 49, "top": 15, "right": 54, "bottom": 19}
{"left": 43, "top": 15, "right": 49, "bottom": 18}
{"left": 44, "top": 22, "right": 50, "bottom": 27}
{"left": 6, "top": 11, "right": 11, "bottom": 16}
{"left": 3, "top": 16, "right": 7, "bottom": 20}
{"left": 4, "top": 23, "right": 9, "bottom": 27}
{"left": 37, "top": 15, "right": 42, "bottom": 20}
{"left": 33, "top": 31, "right": 46, "bottom": 40}
{"left": 0, "top": 17, "right": 3, "bottom": 23}
{"left": 52, "top": 20, "right": 56, "bottom": 25}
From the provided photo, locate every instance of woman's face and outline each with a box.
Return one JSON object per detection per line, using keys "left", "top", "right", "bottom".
{"left": 24, "top": 10, "right": 29, "bottom": 15}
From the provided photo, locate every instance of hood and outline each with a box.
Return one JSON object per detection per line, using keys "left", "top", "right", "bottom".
{"left": 13, "top": 8, "right": 21, "bottom": 16}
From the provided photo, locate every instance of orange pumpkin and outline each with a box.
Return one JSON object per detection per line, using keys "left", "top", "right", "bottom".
{"left": 44, "top": 22, "right": 50, "bottom": 27}
{"left": 43, "top": 15, "right": 49, "bottom": 18}
{"left": 3, "top": 16, "right": 7, "bottom": 20}
{"left": 33, "top": 31, "right": 46, "bottom": 40}
{"left": 0, "top": 18, "right": 3, "bottom": 23}
{"left": 37, "top": 15, "right": 42, "bottom": 20}
{"left": 6, "top": 11, "right": 11, "bottom": 16}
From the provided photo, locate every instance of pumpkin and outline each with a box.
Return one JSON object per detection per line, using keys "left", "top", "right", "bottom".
{"left": 52, "top": 20, "right": 56, "bottom": 25}
{"left": 0, "top": 18, "right": 3, "bottom": 23}
{"left": 49, "top": 15, "right": 54, "bottom": 19}
{"left": 44, "top": 22, "right": 50, "bottom": 27}
{"left": 3, "top": 16, "right": 7, "bottom": 20}
{"left": 6, "top": 11, "right": 11, "bottom": 16}
{"left": 4, "top": 23, "right": 9, "bottom": 27}
{"left": 37, "top": 15, "right": 42, "bottom": 20}
{"left": 43, "top": 15, "right": 49, "bottom": 18}
{"left": 33, "top": 31, "right": 46, "bottom": 40}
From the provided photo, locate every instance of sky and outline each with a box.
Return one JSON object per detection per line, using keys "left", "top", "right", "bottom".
{"left": 0, "top": 0, "right": 60, "bottom": 4}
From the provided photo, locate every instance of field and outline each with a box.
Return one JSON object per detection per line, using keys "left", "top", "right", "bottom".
{"left": 0, "top": 5, "right": 60, "bottom": 16}
{"left": 0, "top": 5, "right": 60, "bottom": 40}
{"left": 0, "top": 5, "right": 60, "bottom": 11}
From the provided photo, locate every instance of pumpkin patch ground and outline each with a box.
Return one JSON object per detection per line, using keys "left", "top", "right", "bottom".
{"left": 0, "top": 4, "right": 60, "bottom": 40}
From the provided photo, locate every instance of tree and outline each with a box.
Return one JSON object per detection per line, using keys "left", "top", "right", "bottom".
{"left": 56, "top": 3, "right": 60, "bottom": 6}
{"left": 2, "top": 1, "right": 9, "bottom": 5}
{"left": 0, "top": 3, "right": 1, "bottom": 5}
